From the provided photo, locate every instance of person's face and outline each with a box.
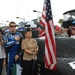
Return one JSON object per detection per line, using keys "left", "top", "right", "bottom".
{"left": 60, "top": 29, "right": 64, "bottom": 33}
{"left": 9, "top": 24, "right": 16, "bottom": 32}
{"left": 25, "top": 31, "right": 32, "bottom": 38}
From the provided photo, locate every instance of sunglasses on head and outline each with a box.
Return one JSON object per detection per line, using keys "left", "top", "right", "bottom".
{"left": 10, "top": 26, "right": 16, "bottom": 27}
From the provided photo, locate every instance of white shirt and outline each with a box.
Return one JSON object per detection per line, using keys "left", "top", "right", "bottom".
{"left": 0, "top": 45, "right": 6, "bottom": 59}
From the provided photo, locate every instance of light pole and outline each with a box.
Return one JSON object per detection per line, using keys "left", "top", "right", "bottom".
{"left": 16, "top": 17, "right": 25, "bottom": 22}
{"left": 33, "top": 10, "right": 42, "bottom": 13}
{"left": 33, "top": 10, "right": 42, "bottom": 22}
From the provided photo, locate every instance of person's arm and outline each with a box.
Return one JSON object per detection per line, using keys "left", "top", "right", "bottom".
{"left": 24, "top": 48, "right": 33, "bottom": 54}
{"left": 15, "top": 33, "right": 24, "bottom": 61}
{"left": 16, "top": 33, "right": 24, "bottom": 55}
{"left": 33, "top": 46, "right": 38, "bottom": 55}
{"left": 3, "top": 33, "right": 16, "bottom": 47}
{"left": 21, "top": 39, "right": 33, "bottom": 55}
{"left": 3, "top": 58, "right": 6, "bottom": 66}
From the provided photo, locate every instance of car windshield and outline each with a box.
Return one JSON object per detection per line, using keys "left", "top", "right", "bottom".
{"left": 63, "top": 12, "right": 75, "bottom": 21}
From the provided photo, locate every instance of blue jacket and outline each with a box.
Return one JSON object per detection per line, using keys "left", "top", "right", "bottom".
{"left": 3, "top": 31, "right": 23, "bottom": 55}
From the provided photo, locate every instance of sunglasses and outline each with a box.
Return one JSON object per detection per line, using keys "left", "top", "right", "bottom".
{"left": 10, "top": 26, "right": 16, "bottom": 27}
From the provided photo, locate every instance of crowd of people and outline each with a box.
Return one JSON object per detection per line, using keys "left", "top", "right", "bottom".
{"left": 0, "top": 21, "right": 38, "bottom": 75}
{"left": 54, "top": 25, "right": 75, "bottom": 38}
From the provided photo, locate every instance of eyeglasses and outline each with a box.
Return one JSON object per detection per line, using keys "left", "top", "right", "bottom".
{"left": 10, "top": 26, "right": 16, "bottom": 27}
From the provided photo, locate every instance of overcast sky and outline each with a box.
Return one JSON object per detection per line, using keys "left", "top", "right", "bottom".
{"left": 51, "top": 0, "right": 75, "bottom": 25}
{"left": 0, "top": 0, "right": 75, "bottom": 25}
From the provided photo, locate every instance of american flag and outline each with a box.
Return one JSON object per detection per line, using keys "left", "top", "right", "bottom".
{"left": 40, "top": 0, "right": 57, "bottom": 70}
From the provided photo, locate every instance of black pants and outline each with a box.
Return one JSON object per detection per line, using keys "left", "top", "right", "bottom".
{"left": 0, "top": 59, "right": 3, "bottom": 75}
{"left": 21, "top": 59, "right": 38, "bottom": 75}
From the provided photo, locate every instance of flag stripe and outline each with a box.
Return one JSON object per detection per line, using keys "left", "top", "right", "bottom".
{"left": 46, "top": 21, "right": 56, "bottom": 59}
{"left": 40, "top": 20, "right": 45, "bottom": 27}
{"left": 40, "top": 14, "right": 46, "bottom": 27}
{"left": 45, "top": 35, "right": 53, "bottom": 63}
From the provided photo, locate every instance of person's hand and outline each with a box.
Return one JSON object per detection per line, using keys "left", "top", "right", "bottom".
{"left": 34, "top": 49, "right": 38, "bottom": 54}
{"left": 32, "top": 51, "right": 36, "bottom": 55}
{"left": 32, "top": 49, "right": 38, "bottom": 55}
{"left": 3, "top": 40, "right": 7, "bottom": 44}
{"left": 15, "top": 55, "right": 19, "bottom": 61}
{"left": 14, "top": 36, "right": 21, "bottom": 41}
